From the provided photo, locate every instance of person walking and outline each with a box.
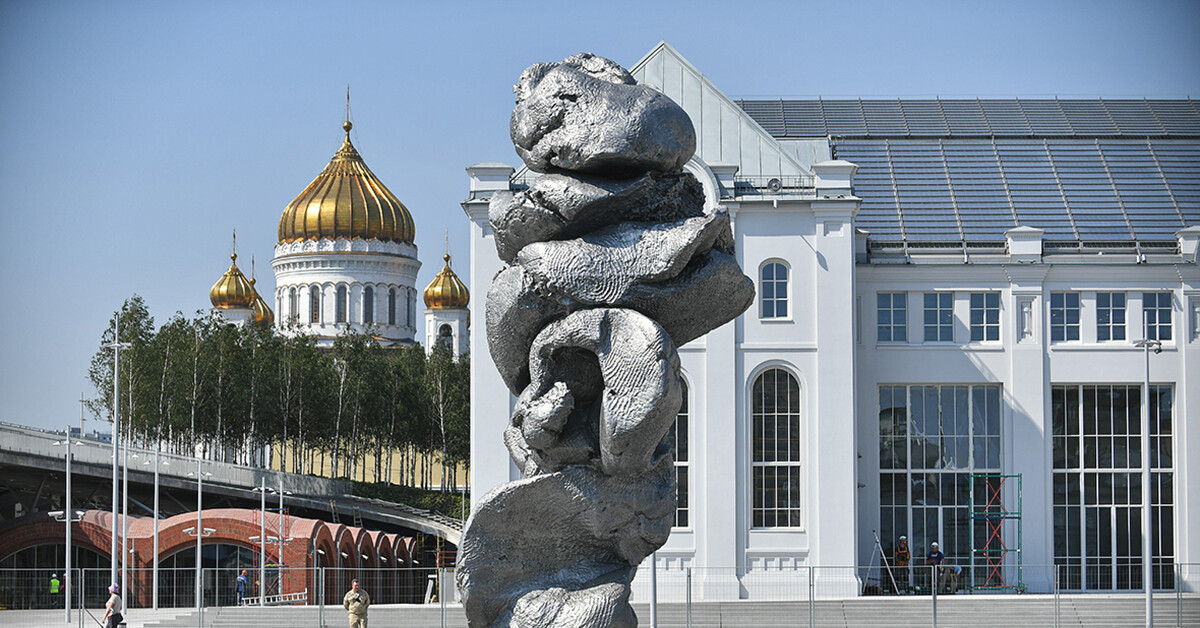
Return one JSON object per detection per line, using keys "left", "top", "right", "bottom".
{"left": 235, "top": 569, "right": 249, "bottom": 605}
{"left": 343, "top": 578, "right": 370, "bottom": 628}
{"left": 893, "top": 536, "right": 911, "bottom": 593}
{"left": 101, "top": 583, "right": 123, "bottom": 628}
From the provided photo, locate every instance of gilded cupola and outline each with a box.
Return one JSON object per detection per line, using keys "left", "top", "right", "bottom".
{"left": 424, "top": 254, "right": 470, "bottom": 309}
{"left": 209, "top": 252, "right": 256, "bottom": 309}
{"left": 277, "top": 120, "right": 416, "bottom": 245}
{"left": 249, "top": 258, "right": 275, "bottom": 328}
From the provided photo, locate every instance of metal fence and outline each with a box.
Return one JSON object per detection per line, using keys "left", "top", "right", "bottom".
{"left": 2, "top": 563, "right": 1196, "bottom": 627}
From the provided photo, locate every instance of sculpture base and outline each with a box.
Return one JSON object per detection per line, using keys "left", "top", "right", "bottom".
{"left": 457, "top": 459, "right": 674, "bottom": 627}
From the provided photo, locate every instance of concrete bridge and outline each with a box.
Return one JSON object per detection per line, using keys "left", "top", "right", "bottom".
{"left": 0, "top": 421, "right": 461, "bottom": 546}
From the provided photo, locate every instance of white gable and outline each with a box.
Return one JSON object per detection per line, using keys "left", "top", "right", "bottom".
{"left": 630, "top": 41, "right": 813, "bottom": 179}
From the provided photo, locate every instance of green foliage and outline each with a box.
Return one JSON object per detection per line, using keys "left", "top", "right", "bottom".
{"left": 351, "top": 480, "right": 469, "bottom": 521}
{"left": 87, "top": 296, "right": 472, "bottom": 490}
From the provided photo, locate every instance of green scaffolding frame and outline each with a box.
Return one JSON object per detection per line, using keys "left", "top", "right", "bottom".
{"left": 969, "top": 473, "right": 1025, "bottom": 592}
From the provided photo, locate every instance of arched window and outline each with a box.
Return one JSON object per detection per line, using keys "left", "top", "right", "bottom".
{"left": 363, "top": 287, "right": 374, "bottom": 324}
{"left": 388, "top": 288, "right": 397, "bottom": 325}
{"left": 310, "top": 286, "right": 321, "bottom": 324}
{"left": 336, "top": 286, "right": 348, "bottom": 323}
{"left": 752, "top": 367, "right": 801, "bottom": 527}
{"left": 437, "top": 324, "right": 453, "bottom": 350}
{"left": 760, "top": 262, "right": 789, "bottom": 319}
{"left": 672, "top": 380, "right": 689, "bottom": 528}
{"left": 289, "top": 287, "right": 298, "bottom": 323}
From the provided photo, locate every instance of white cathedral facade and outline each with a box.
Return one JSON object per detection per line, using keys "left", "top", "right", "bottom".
{"left": 463, "top": 43, "right": 1199, "bottom": 598}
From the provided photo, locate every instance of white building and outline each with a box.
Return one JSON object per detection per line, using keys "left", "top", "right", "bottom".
{"left": 462, "top": 42, "right": 1199, "bottom": 597}
{"left": 272, "top": 120, "right": 421, "bottom": 345}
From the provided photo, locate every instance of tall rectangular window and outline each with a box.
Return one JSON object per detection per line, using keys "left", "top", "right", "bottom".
{"left": 760, "top": 262, "right": 789, "bottom": 319}
{"left": 752, "top": 368, "right": 801, "bottom": 528}
{"left": 879, "top": 384, "right": 1002, "bottom": 573}
{"left": 1143, "top": 292, "right": 1172, "bottom": 341}
{"left": 970, "top": 292, "right": 1000, "bottom": 342}
{"left": 309, "top": 287, "right": 320, "bottom": 324}
{"left": 923, "top": 292, "right": 953, "bottom": 342}
{"left": 388, "top": 288, "right": 397, "bottom": 325}
{"left": 336, "top": 286, "right": 348, "bottom": 323}
{"left": 877, "top": 292, "right": 907, "bottom": 342}
{"left": 1052, "top": 384, "right": 1174, "bottom": 590}
{"left": 363, "top": 287, "right": 374, "bottom": 324}
{"left": 1097, "top": 292, "right": 1126, "bottom": 341}
{"left": 1050, "top": 292, "right": 1080, "bottom": 342}
{"left": 672, "top": 382, "right": 689, "bottom": 528}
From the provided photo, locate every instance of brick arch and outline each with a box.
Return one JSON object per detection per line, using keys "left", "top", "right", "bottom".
{"left": 151, "top": 509, "right": 260, "bottom": 565}
{"left": 0, "top": 511, "right": 112, "bottom": 564}
{"left": 355, "top": 530, "right": 378, "bottom": 597}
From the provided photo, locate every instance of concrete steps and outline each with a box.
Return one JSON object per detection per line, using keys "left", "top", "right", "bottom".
{"left": 113, "top": 594, "right": 1200, "bottom": 628}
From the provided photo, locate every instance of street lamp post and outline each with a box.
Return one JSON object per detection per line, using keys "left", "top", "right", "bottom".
{"left": 252, "top": 479, "right": 275, "bottom": 607}
{"left": 1134, "top": 338, "right": 1161, "bottom": 628}
{"left": 51, "top": 433, "right": 84, "bottom": 624}
{"left": 143, "top": 444, "right": 168, "bottom": 609}
{"left": 106, "top": 325, "right": 131, "bottom": 586}
{"left": 187, "top": 463, "right": 214, "bottom": 613}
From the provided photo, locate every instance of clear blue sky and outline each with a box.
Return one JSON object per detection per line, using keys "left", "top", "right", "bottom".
{"left": 2, "top": 0, "right": 1197, "bottom": 432}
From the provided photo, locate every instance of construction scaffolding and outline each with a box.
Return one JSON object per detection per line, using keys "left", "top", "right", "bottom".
{"left": 969, "top": 473, "right": 1025, "bottom": 592}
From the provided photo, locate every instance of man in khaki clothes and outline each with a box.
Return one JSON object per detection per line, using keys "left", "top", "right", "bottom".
{"left": 343, "top": 579, "right": 370, "bottom": 627}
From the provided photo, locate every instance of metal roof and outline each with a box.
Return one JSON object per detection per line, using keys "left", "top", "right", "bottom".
{"left": 735, "top": 98, "right": 1200, "bottom": 138}
{"left": 736, "top": 99, "right": 1200, "bottom": 244}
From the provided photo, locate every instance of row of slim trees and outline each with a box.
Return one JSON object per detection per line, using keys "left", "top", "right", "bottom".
{"left": 86, "top": 296, "right": 470, "bottom": 492}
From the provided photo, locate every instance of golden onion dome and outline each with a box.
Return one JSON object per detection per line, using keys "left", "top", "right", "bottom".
{"left": 210, "top": 253, "right": 256, "bottom": 309}
{"left": 277, "top": 120, "right": 415, "bottom": 245}
{"left": 424, "top": 254, "right": 470, "bottom": 309}
{"left": 249, "top": 278, "right": 275, "bottom": 328}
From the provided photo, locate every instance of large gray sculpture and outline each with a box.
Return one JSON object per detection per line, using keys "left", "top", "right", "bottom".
{"left": 457, "top": 53, "right": 754, "bottom": 627}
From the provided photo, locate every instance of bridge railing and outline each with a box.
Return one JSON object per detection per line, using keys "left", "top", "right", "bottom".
{"left": 0, "top": 421, "right": 347, "bottom": 495}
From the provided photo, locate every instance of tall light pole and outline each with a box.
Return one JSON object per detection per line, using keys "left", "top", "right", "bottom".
{"left": 252, "top": 479, "right": 275, "bottom": 607}
{"left": 106, "top": 322, "right": 131, "bottom": 586}
{"left": 1134, "top": 338, "right": 1161, "bottom": 628}
{"left": 143, "top": 445, "right": 168, "bottom": 609}
{"left": 51, "top": 434, "right": 84, "bottom": 624}
{"left": 187, "top": 463, "right": 214, "bottom": 613}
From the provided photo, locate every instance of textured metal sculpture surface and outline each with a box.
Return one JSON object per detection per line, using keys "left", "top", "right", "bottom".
{"left": 457, "top": 53, "right": 754, "bottom": 627}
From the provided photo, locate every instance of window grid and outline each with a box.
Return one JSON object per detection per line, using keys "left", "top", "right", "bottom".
{"left": 923, "top": 292, "right": 954, "bottom": 341}
{"left": 877, "top": 292, "right": 908, "bottom": 342}
{"left": 879, "top": 384, "right": 1002, "bottom": 568}
{"left": 760, "top": 263, "right": 789, "bottom": 319}
{"left": 970, "top": 292, "right": 1001, "bottom": 342}
{"left": 1097, "top": 292, "right": 1126, "bottom": 342}
{"left": 1051, "top": 292, "right": 1081, "bottom": 342}
{"left": 309, "top": 287, "right": 320, "bottom": 324}
{"left": 1143, "top": 292, "right": 1172, "bottom": 341}
{"left": 1052, "top": 384, "right": 1174, "bottom": 590}
{"left": 752, "top": 368, "right": 802, "bottom": 528}
{"left": 672, "top": 381, "right": 690, "bottom": 528}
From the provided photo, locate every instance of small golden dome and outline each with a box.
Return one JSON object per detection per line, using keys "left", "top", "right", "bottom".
{"left": 277, "top": 122, "right": 415, "bottom": 245}
{"left": 249, "top": 278, "right": 275, "bottom": 328}
{"left": 210, "top": 253, "right": 256, "bottom": 309}
{"left": 424, "top": 254, "right": 469, "bottom": 309}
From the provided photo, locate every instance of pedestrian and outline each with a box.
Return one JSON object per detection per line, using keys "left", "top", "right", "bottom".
{"left": 343, "top": 578, "right": 370, "bottom": 628}
{"left": 926, "top": 541, "right": 945, "bottom": 593}
{"left": 235, "top": 569, "right": 248, "bottom": 605}
{"left": 101, "top": 583, "right": 123, "bottom": 628}
{"left": 893, "top": 536, "right": 910, "bottom": 593}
